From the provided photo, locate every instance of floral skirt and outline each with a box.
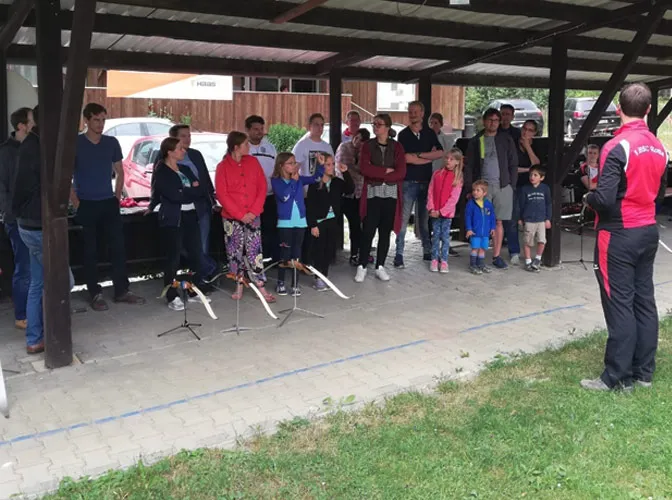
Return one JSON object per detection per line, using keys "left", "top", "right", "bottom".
{"left": 223, "top": 218, "right": 266, "bottom": 282}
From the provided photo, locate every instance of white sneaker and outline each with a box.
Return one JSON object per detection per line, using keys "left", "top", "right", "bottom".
{"left": 168, "top": 296, "right": 185, "bottom": 311}
{"left": 354, "top": 265, "right": 367, "bottom": 283}
{"left": 375, "top": 266, "right": 390, "bottom": 281}
{"left": 510, "top": 254, "right": 520, "bottom": 266}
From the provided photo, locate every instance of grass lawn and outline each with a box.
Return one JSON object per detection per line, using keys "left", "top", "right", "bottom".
{"left": 44, "top": 318, "right": 672, "bottom": 500}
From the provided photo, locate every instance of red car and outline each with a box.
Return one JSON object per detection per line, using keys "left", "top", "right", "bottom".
{"left": 122, "top": 132, "right": 229, "bottom": 199}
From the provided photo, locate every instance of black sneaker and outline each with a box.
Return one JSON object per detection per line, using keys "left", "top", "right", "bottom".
{"left": 91, "top": 293, "right": 109, "bottom": 312}
{"left": 492, "top": 256, "right": 508, "bottom": 270}
{"left": 423, "top": 253, "right": 432, "bottom": 261}
{"left": 349, "top": 255, "right": 359, "bottom": 267}
{"left": 276, "top": 281, "right": 288, "bottom": 296}
{"left": 393, "top": 255, "right": 405, "bottom": 269}
{"left": 291, "top": 287, "right": 302, "bottom": 297}
{"left": 525, "top": 263, "right": 537, "bottom": 273}
{"left": 469, "top": 266, "right": 483, "bottom": 275}
{"left": 449, "top": 248, "right": 459, "bottom": 257}
{"left": 531, "top": 257, "right": 542, "bottom": 271}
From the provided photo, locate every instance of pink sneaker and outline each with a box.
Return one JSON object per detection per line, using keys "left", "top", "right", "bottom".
{"left": 440, "top": 261, "right": 449, "bottom": 274}
{"left": 430, "top": 259, "right": 439, "bottom": 272}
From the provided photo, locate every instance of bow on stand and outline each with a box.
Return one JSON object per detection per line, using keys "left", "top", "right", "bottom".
{"left": 159, "top": 280, "right": 218, "bottom": 320}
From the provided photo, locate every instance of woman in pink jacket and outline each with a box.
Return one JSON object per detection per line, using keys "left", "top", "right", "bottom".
{"left": 427, "top": 147, "right": 464, "bottom": 273}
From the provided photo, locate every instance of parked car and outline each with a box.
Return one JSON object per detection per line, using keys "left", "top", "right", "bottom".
{"left": 122, "top": 132, "right": 228, "bottom": 199}
{"left": 298, "top": 122, "right": 406, "bottom": 145}
{"left": 482, "top": 99, "right": 544, "bottom": 136}
{"left": 103, "top": 117, "right": 175, "bottom": 159}
{"left": 564, "top": 98, "right": 619, "bottom": 139}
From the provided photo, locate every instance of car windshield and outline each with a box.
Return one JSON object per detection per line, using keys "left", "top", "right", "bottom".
{"left": 578, "top": 100, "right": 617, "bottom": 112}
{"left": 506, "top": 100, "right": 537, "bottom": 111}
{"left": 193, "top": 139, "right": 229, "bottom": 171}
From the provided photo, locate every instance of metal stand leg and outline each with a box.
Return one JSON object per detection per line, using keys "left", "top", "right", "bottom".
{"left": 157, "top": 288, "right": 202, "bottom": 340}
{"left": 562, "top": 209, "right": 593, "bottom": 271}
{"left": 221, "top": 282, "right": 252, "bottom": 335}
{"left": 278, "top": 265, "right": 324, "bottom": 328}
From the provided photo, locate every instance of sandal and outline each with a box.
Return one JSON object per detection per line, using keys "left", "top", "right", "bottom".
{"left": 257, "top": 284, "right": 276, "bottom": 304}
{"left": 231, "top": 282, "right": 244, "bottom": 300}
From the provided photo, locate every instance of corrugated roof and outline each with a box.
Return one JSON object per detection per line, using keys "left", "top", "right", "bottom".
{"left": 7, "top": 0, "right": 672, "bottom": 87}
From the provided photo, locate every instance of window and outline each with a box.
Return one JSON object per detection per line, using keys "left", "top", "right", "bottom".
{"left": 255, "top": 78, "right": 280, "bottom": 92}
{"left": 146, "top": 123, "right": 171, "bottom": 136}
{"left": 109, "top": 123, "right": 142, "bottom": 136}
{"left": 133, "top": 141, "right": 158, "bottom": 167}
{"left": 291, "top": 79, "right": 317, "bottom": 93}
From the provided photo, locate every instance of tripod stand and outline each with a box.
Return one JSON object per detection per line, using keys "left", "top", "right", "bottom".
{"left": 278, "top": 264, "right": 323, "bottom": 328}
{"left": 158, "top": 285, "right": 202, "bottom": 340}
{"left": 221, "top": 277, "right": 252, "bottom": 335}
{"left": 562, "top": 204, "right": 594, "bottom": 271}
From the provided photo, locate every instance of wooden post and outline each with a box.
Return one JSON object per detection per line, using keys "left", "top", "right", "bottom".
{"left": 648, "top": 86, "right": 659, "bottom": 134}
{"left": 653, "top": 97, "right": 672, "bottom": 132}
{"left": 418, "top": 75, "right": 432, "bottom": 124}
{"left": 542, "top": 38, "right": 567, "bottom": 268}
{"left": 36, "top": 0, "right": 70, "bottom": 368}
{"left": 328, "top": 70, "right": 342, "bottom": 151}
{"left": 0, "top": 51, "right": 7, "bottom": 140}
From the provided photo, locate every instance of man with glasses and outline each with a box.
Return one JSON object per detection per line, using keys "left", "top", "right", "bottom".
{"left": 465, "top": 108, "right": 518, "bottom": 270}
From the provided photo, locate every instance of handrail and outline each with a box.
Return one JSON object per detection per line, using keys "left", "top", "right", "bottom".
{"left": 349, "top": 101, "right": 375, "bottom": 120}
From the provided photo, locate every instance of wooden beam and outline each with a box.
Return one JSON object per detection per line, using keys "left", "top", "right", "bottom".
{"left": 543, "top": 38, "right": 567, "bottom": 268}
{"left": 100, "top": 0, "right": 672, "bottom": 60}
{"left": 653, "top": 97, "right": 672, "bottom": 131}
{"left": 0, "top": 0, "right": 34, "bottom": 52}
{"left": 0, "top": 51, "right": 7, "bottom": 140}
{"left": 418, "top": 0, "right": 668, "bottom": 77}
{"left": 649, "top": 86, "right": 659, "bottom": 133}
{"left": 316, "top": 53, "right": 372, "bottom": 76}
{"left": 271, "top": 0, "right": 329, "bottom": 24}
{"left": 559, "top": 2, "right": 668, "bottom": 182}
{"left": 329, "top": 70, "right": 342, "bottom": 151}
{"left": 36, "top": 0, "right": 71, "bottom": 369}
{"left": 418, "top": 75, "right": 432, "bottom": 124}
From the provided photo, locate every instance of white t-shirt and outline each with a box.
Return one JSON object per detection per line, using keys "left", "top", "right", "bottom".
{"left": 249, "top": 138, "right": 277, "bottom": 195}
{"left": 292, "top": 137, "right": 335, "bottom": 177}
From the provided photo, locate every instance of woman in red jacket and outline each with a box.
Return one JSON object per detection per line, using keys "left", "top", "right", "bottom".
{"left": 215, "top": 131, "right": 275, "bottom": 302}
{"left": 354, "top": 113, "right": 406, "bottom": 283}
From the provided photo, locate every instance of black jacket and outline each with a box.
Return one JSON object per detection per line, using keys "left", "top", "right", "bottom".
{"left": 187, "top": 147, "right": 215, "bottom": 211}
{"left": 0, "top": 134, "right": 21, "bottom": 223}
{"left": 151, "top": 162, "right": 204, "bottom": 227}
{"left": 306, "top": 172, "right": 354, "bottom": 228}
{"left": 12, "top": 130, "right": 41, "bottom": 229}
{"left": 464, "top": 131, "right": 518, "bottom": 191}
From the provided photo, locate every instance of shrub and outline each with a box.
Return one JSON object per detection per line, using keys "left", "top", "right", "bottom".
{"left": 267, "top": 124, "right": 306, "bottom": 153}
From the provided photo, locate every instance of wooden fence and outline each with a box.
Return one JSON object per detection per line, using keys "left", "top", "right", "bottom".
{"left": 82, "top": 88, "right": 352, "bottom": 133}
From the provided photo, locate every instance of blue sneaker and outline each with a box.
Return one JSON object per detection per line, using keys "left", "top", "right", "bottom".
{"left": 314, "top": 278, "right": 328, "bottom": 292}
{"left": 393, "top": 255, "right": 405, "bottom": 269}
{"left": 276, "top": 281, "right": 288, "bottom": 296}
{"left": 492, "top": 256, "right": 508, "bottom": 270}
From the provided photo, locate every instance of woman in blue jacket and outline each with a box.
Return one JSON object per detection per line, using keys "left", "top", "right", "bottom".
{"left": 271, "top": 151, "right": 323, "bottom": 296}
{"left": 150, "top": 137, "right": 206, "bottom": 311}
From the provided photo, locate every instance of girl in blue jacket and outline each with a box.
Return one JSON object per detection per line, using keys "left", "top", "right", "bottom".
{"left": 271, "top": 152, "right": 323, "bottom": 296}
{"left": 465, "top": 180, "right": 497, "bottom": 275}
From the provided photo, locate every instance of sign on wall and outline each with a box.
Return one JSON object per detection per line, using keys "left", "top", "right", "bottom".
{"left": 107, "top": 71, "right": 233, "bottom": 100}
{"left": 376, "top": 82, "right": 416, "bottom": 112}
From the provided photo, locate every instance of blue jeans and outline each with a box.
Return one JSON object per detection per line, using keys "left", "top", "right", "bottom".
{"left": 5, "top": 222, "right": 30, "bottom": 321}
{"left": 504, "top": 189, "right": 521, "bottom": 257}
{"left": 198, "top": 210, "right": 217, "bottom": 278}
{"left": 431, "top": 217, "right": 452, "bottom": 262}
{"left": 18, "top": 228, "right": 44, "bottom": 347}
{"left": 18, "top": 228, "right": 75, "bottom": 347}
{"left": 396, "top": 181, "right": 430, "bottom": 257}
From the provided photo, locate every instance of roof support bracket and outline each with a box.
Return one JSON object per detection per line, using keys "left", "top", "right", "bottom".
{"left": 558, "top": 1, "right": 669, "bottom": 182}
{"left": 652, "top": 97, "right": 672, "bottom": 132}
{"left": 0, "top": 0, "right": 34, "bottom": 52}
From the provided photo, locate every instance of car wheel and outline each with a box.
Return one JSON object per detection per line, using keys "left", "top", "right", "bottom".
{"left": 566, "top": 122, "right": 573, "bottom": 138}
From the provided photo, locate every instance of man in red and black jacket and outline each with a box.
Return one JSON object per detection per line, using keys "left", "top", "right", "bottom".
{"left": 581, "top": 83, "right": 668, "bottom": 392}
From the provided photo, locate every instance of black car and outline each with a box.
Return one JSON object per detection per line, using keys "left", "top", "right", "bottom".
{"left": 483, "top": 98, "right": 544, "bottom": 136}
{"left": 564, "top": 97, "right": 619, "bottom": 139}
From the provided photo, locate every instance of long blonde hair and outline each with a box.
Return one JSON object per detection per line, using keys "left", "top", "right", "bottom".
{"left": 446, "top": 147, "right": 464, "bottom": 187}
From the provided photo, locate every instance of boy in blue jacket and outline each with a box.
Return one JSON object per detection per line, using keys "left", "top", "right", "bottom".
{"left": 465, "top": 180, "right": 496, "bottom": 275}
{"left": 517, "top": 166, "right": 552, "bottom": 272}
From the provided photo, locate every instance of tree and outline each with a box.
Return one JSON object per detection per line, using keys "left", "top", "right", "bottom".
{"left": 465, "top": 87, "right": 604, "bottom": 116}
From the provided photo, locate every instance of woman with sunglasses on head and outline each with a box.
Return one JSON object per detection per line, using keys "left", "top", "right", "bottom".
{"left": 215, "top": 131, "right": 275, "bottom": 303}
{"left": 354, "top": 113, "right": 406, "bottom": 283}
{"left": 150, "top": 137, "right": 207, "bottom": 311}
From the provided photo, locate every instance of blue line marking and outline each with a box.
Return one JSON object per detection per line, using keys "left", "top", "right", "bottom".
{"left": 459, "top": 304, "right": 585, "bottom": 333}
{"left": 0, "top": 302, "right": 608, "bottom": 448}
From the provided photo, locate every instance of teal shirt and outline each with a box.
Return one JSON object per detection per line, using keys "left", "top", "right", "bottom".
{"left": 277, "top": 179, "right": 307, "bottom": 228}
